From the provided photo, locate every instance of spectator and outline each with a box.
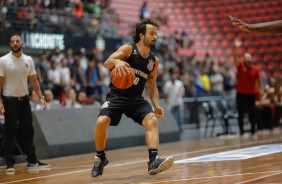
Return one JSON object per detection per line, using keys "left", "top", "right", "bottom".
{"left": 255, "top": 87, "right": 275, "bottom": 131}
{"left": 73, "top": 3, "right": 84, "bottom": 19}
{"left": 60, "top": 58, "right": 71, "bottom": 91}
{"left": 65, "top": 48, "right": 75, "bottom": 67}
{"left": 35, "top": 52, "right": 50, "bottom": 90}
{"left": 44, "top": 89, "right": 60, "bottom": 109}
{"left": 77, "top": 91, "right": 87, "bottom": 105}
{"left": 78, "top": 47, "right": 88, "bottom": 73}
{"left": 274, "top": 78, "right": 282, "bottom": 127}
{"left": 163, "top": 70, "right": 185, "bottom": 132}
{"left": 70, "top": 58, "right": 87, "bottom": 92}
{"left": 199, "top": 68, "right": 211, "bottom": 95}
{"left": 30, "top": 90, "right": 42, "bottom": 110}
{"left": 50, "top": 47, "right": 65, "bottom": 66}
{"left": 210, "top": 67, "right": 224, "bottom": 95}
{"left": 86, "top": 58, "right": 103, "bottom": 100}
{"left": 65, "top": 88, "right": 82, "bottom": 108}
{"left": 48, "top": 61, "right": 63, "bottom": 99}
{"left": 139, "top": 1, "right": 149, "bottom": 20}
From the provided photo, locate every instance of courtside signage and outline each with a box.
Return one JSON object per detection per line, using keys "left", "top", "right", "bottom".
{"left": 21, "top": 32, "right": 65, "bottom": 50}
{"left": 175, "top": 144, "right": 282, "bottom": 163}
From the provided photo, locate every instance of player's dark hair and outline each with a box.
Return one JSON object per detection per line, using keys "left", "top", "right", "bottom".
{"left": 133, "top": 18, "right": 159, "bottom": 43}
{"left": 10, "top": 34, "right": 21, "bottom": 38}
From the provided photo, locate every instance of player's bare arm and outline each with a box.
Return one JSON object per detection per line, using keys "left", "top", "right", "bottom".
{"left": 28, "top": 75, "right": 47, "bottom": 110}
{"left": 0, "top": 76, "right": 4, "bottom": 115}
{"left": 233, "top": 38, "right": 242, "bottom": 67}
{"left": 104, "top": 44, "right": 132, "bottom": 76}
{"left": 148, "top": 57, "right": 164, "bottom": 119}
{"left": 230, "top": 15, "right": 282, "bottom": 34}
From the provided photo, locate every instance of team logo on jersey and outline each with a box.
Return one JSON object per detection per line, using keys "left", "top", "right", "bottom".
{"left": 133, "top": 49, "right": 138, "bottom": 55}
{"left": 101, "top": 101, "right": 110, "bottom": 109}
{"left": 25, "top": 63, "right": 29, "bottom": 68}
{"left": 147, "top": 59, "right": 154, "bottom": 71}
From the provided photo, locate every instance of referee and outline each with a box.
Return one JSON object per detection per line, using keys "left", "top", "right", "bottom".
{"left": 0, "top": 34, "right": 49, "bottom": 173}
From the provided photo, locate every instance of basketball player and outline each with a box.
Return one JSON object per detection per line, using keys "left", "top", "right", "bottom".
{"left": 230, "top": 15, "right": 282, "bottom": 34}
{"left": 91, "top": 18, "right": 173, "bottom": 178}
{"left": 0, "top": 34, "right": 49, "bottom": 173}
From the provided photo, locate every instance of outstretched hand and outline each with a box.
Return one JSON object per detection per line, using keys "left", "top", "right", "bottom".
{"left": 229, "top": 15, "right": 252, "bottom": 33}
{"left": 234, "top": 38, "right": 242, "bottom": 48}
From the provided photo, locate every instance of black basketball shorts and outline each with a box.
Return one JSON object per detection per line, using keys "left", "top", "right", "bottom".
{"left": 98, "top": 92, "right": 154, "bottom": 126}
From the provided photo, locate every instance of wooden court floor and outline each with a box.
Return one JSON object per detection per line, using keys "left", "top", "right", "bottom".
{"left": 0, "top": 130, "right": 282, "bottom": 184}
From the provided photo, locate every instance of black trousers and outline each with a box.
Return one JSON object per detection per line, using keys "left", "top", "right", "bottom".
{"left": 274, "top": 105, "right": 282, "bottom": 127}
{"left": 255, "top": 106, "right": 273, "bottom": 130}
{"left": 236, "top": 92, "right": 256, "bottom": 135}
{"left": 2, "top": 95, "right": 37, "bottom": 164}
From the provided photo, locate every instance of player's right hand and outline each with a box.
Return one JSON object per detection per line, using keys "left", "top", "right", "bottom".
{"left": 229, "top": 15, "right": 252, "bottom": 33}
{"left": 114, "top": 60, "right": 131, "bottom": 77}
{"left": 0, "top": 102, "right": 5, "bottom": 116}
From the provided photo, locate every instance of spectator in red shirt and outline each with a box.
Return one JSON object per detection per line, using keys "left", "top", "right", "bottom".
{"left": 233, "top": 38, "right": 263, "bottom": 136}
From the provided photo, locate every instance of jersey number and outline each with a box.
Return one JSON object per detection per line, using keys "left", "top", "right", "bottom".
{"left": 134, "top": 77, "right": 139, "bottom": 85}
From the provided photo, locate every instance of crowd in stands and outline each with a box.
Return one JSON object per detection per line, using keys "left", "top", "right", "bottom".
{"left": 1, "top": 1, "right": 281, "bottom": 133}
{"left": 0, "top": 0, "right": 119, "bottom": 37}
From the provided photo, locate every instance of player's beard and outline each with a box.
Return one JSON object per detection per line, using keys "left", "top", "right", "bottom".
{"left": 11, "top": 45, "right": 22, "bottom": 53}
{"left": 144, "top": 37, "right": 156, "bottom": 48}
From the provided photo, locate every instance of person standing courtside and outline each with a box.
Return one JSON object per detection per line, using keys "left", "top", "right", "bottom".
{"left": 91, "top": 18, "right": 173, "bottom": 178}
{"left": 0, "top": 34, "right": 50, "bottom": 173}
{"left": 233, "top": 38, "right": 263, "bottom": 136}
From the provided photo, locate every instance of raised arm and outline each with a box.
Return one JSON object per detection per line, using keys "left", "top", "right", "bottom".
{"left": 233, "top": 38, "right": 242, "bottom": 67}
{"left": 230, "top": 16, "right": 282, "bottom": 34}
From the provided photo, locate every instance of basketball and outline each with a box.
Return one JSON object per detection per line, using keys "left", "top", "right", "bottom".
{"left": 111, "top": 67, "right": 135, "bottom": 89}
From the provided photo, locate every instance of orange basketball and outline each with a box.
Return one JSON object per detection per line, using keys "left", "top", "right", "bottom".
{"left": 111, "top": 67, "right": 135, "bottom": 89}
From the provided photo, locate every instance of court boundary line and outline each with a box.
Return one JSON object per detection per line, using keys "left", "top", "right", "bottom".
{"left": 140, "top": 170, "right": 282, "bottom": 184}
{"left": 1, "top": 137, "right": 281, "bottom": 184}
{"left": 234, "top": 171, "right": 282, "bottom": 184}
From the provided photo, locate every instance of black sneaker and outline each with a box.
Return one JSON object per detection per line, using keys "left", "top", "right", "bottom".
{"left": 6, "top": 163, "right": 15, "bottom": 173}
{"left": 148, "top": 156, "right": 174, "bottom": 175}
{"left": 91, "top": 156, "right": 109, "bottom": 178}
{"left": 28, "top": 160, "right": 50, "bottom": 170}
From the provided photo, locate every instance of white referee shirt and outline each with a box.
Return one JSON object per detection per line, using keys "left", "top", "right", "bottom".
{"left": 0, "top": 51, "right": 36, "bottom": 97}
{"left": 163, "top": 79, "right": 185, "bottom": 109}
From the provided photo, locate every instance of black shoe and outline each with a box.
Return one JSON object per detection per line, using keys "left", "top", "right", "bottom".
{"left": 28, "top": 160, "right": 50, "bottom": 170}
{"left": 91, "top": 156, "right": 109, "bottom": 178}
{"left": 148, "top": 156, "right": 174, "bottom": 175}
{"left": 6, "top": 163, "right": 15, "bottom": 173}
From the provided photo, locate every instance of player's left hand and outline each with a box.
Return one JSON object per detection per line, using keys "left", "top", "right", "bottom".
{"left": 154, "top": 106, "right": 164, "bottom": 119}
{"left": 39, "top": 98, "right": 47, "bottom": 111}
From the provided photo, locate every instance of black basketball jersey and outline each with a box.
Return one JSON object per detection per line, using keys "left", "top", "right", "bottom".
{"left": 109, "top": 43, "right": 156, "bottom": 96}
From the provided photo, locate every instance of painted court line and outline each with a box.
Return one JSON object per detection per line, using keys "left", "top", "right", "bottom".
{"left": 234, "top": 171, "right": 282, "bottom": 184}
{"left": 1, "top": 137, "right": 281, "bottom": 184}
{"left": 176, "top": 144, "right": 282, "bottom": 163}
{"left": 141, "top": 170, "right": 282, "bottom": 184}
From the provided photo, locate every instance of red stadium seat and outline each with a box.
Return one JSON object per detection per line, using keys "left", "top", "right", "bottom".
{"left": 111, "top": 0, "right": 281, "bottom": 76}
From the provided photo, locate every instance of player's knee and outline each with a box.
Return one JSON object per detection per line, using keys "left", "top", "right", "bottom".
{"left": 145, "top": 116, "right": 158, "bottom": 130}
{"left": 96, "top": 117, "right": 111, "bottom": 129}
